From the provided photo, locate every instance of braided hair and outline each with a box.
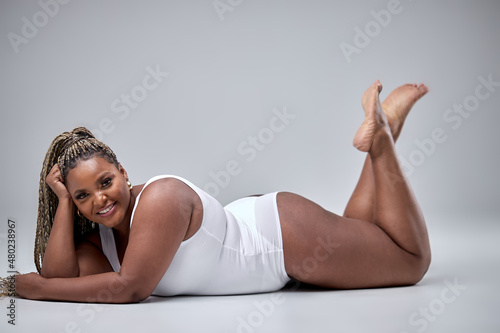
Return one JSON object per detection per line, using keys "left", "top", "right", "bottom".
{"left": 34, "top": 127, "right": 119, "bottom": 274}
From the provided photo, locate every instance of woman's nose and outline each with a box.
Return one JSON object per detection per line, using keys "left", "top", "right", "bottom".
{"left": 95, "top": 192, "right": 107, "bottom": 206}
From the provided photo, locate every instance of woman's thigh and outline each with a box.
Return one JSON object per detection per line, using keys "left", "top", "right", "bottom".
{"left": 276, "top": 192, "right": 422, "bottom": 289}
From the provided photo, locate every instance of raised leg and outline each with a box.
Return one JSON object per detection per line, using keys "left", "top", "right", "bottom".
{"left": 279, "top": 81, "right": 431, "bottom": 289}
{"left": 343, "top": 83, "right": 429, "bottom": 223}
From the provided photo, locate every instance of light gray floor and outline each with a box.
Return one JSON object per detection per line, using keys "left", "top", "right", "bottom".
{"left": 2, "top": 212, "right": 499, "bottom": 333}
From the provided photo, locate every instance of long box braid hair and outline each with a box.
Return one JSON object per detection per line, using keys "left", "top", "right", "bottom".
{"left": 34, "top": 127, "right": 120, "bottom": 274}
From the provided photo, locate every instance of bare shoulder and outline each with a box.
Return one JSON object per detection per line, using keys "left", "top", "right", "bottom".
{"left": 132, "top": 177, "right": 201, "bottom": 230}
{"left": 138, "top": 177, "right": 199, "bottom": 207}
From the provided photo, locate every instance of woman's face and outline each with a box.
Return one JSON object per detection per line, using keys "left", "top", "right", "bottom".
{"left": 65, "top": 157, "right": 131, "bottom": 228}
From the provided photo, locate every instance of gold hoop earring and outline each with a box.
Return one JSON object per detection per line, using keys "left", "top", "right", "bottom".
{"left": 127, "top": 180, "right": 133, "bottom": 190}
{"left": 77, "top": 210, "right": 83, "bottom": 217}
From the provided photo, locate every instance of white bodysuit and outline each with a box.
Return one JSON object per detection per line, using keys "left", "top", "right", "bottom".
{"left": 99, "top": 175, "right": 290, "bottom": 296}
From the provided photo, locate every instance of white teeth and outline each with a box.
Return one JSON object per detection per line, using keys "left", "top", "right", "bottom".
{"left": 98, "top": 203, "right": 114, "bottom": 214}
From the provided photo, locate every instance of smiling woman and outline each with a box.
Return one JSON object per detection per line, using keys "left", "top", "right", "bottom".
{"left": 65, "top": 159, "right": 132, "bottom": 228}
{"left": 33, "top": 127, "right": 127, "bottom": 276}
{"left": 3, "top": 81, "right": 432, "bottom": 303}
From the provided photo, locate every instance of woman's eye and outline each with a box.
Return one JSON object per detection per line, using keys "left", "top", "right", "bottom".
{"left": 102, "top": 178, "right": 112, "bottom": 187}
{"left": 76, "top": 193, "right": 87, "bottom": 200}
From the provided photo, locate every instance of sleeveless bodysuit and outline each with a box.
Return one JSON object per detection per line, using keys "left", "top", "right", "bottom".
{"left": 99, "top": 175, "right": 290, "bottom": 296}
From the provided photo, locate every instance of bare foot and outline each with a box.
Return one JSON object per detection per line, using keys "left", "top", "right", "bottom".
{"left": 382, "top": 83, "right": 429, "bottom": 140}
{"left": 353, "top": 80, "right": 391, "bottom": 152}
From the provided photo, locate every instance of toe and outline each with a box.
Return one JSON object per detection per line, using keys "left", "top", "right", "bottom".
{"left": 418, "top": 83, "right": 429, "bottom": 95}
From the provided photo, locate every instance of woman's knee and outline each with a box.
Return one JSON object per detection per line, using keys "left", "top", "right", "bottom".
{"left": 402, "top": 252, "right": 432, "bottom": 286}
{"left": 415, "top": 252, "right": 431, "bottom": 282}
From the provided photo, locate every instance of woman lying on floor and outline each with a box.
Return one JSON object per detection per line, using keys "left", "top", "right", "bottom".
{"left": 6, "top": 81, "right": 431, "bottom": 303}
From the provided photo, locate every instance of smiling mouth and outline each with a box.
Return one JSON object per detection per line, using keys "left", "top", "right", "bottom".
{"left": 97, "top": 202, "right": 116, "bottom": 215}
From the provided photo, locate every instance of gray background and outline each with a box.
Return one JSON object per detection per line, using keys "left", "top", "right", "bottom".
{"left": 0, "top": 1, "right": 499, "bottom": 332}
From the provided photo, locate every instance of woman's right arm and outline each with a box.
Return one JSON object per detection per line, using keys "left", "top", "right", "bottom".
{"left": 41, "top": 165, "right": 112, "bottom": 278}
{"left": 40, "top": 195, "right": 79, "bottom": 278}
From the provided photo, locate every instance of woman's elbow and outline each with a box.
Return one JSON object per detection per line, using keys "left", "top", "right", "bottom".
{"left": 125, "top": 285, "right": 152, "bottom": 303}
{"left": 128, "top": 290, "right": 151, "bottom": 303}
{"left": 118, "top": 275, "right": 153, "bottom": 303}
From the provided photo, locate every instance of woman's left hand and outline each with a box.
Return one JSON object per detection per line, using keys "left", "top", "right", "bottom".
{"left": 15, "top": 273, "right": 46, "bottom": 300}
